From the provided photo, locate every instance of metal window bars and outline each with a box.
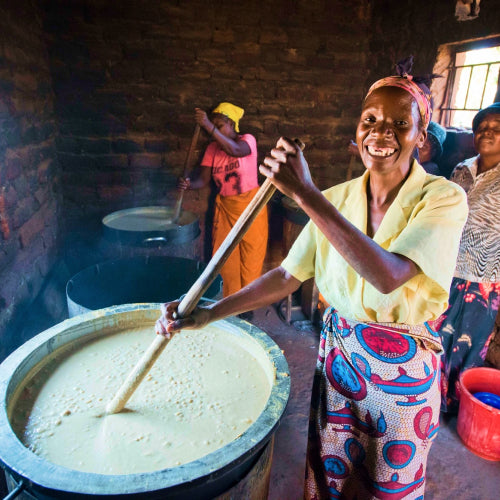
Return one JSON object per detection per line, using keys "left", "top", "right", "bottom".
{"left": 441, "top": 58, "right": 500, "bottom": 127}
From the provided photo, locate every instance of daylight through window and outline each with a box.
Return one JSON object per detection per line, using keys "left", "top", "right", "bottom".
{"left": 444, "top": 45, "right": 500, "bottom": 128}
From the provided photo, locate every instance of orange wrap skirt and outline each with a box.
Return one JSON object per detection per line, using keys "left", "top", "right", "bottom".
{"left": 212, "top": 187, "right": 268, "bottom": 297}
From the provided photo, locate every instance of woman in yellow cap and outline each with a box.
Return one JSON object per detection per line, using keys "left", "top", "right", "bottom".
{"left": 178, "top": 102, "right": 268, "bottom": 298}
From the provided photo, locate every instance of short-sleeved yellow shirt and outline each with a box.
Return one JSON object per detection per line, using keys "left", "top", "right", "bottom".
{"left": 281, "top": 161, "right": 468, "bottom": 325}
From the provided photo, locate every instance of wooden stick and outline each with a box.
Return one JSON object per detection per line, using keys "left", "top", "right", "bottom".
{"left": 171, "top": 124, "right": 201, "bottom": 223}
{"left": 106, "top": 139, "right": 304, "bottom": 415}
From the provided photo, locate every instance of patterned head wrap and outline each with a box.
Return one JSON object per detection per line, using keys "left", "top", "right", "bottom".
{"left": 212, "top": 102, "right": 244, "bottom": 132}
{"left": 365, "top": 56, "right": 435, "bottom": 129}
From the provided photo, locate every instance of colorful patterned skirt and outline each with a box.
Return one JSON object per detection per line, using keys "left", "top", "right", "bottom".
{"left": 304, "top": 308, "right": 442, "bottom": 500}
{"left": 436, "top": 277, "right": 500, "bottom": 414}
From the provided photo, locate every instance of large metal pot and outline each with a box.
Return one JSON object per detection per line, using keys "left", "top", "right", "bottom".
{"left": 66, "top": 256, "right": 222, "bottom": 317}
{"left": 0, "top": 304, "right": 290, "bottom": 499}
{"left": 102, "top": 206, "right": 200, "bottom": 247}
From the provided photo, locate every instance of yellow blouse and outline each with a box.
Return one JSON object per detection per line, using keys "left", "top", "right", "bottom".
{"left": 281, "top": 161, "right": 468, "bottom": 325}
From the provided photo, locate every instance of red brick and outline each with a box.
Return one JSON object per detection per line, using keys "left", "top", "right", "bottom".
{"left": 213, "top": 28, "right": 235, "bottom": 44}
{"left": 97, "top": 185, "right": 133, "bottom": 201}
{"left": 129, "top": 153, "right": 163, "bottom": 169}
{"left": 37, "top": 159, "right": 52, "bottom": 183}
{"left": 259, "top": 30, "right": 288, "bottom": 45}
{"left": 18, "top": 209, "right": 45, "bottom": 248}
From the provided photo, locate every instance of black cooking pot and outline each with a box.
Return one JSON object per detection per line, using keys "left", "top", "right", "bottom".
{"left": 102, "top": 206, "right": 200, "bottom": 247}
{"left": 66, "top": 256, "right": 222, "bottom": 317}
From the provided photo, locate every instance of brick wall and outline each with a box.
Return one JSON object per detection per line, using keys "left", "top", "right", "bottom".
{"left": 369, "top": 0, "right": 500, "bottom": 90}
{"left": 41, "top": 0, "right": 372, "bottom": 237}
{"left": 40, "top": 0, "right": 500, "bottom": 240}
{"left": 0, "top": 0, "right": 61, "bottom": 359}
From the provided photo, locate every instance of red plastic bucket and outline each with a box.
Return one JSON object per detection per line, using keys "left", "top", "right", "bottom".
{"left": 456, "top": 367, "right": 500, "bottom": 461}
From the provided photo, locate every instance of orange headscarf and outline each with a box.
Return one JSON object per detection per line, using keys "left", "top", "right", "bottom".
{"left": 365, "top": 57, "right": 433, "bottom": 129}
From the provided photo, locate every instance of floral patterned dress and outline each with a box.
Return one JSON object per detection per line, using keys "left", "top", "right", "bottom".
{"left": 438, "top": 157, "right": 500, "bottom": 413}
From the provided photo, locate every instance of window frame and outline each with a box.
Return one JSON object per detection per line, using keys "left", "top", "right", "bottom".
{"left": 434, "top": 35, "right": 500, "bottom": 128}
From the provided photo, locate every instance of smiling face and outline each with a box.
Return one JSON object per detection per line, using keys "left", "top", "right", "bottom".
{"left": 356, "top": 86, "right": 427, "bottom": 177}
{"left": 474, "top": 113, "right": 500, "bottom": 162}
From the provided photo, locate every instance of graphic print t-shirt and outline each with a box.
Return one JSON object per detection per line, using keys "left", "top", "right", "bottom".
{"left": 201, "top": 134, "right": 258, "bottom": 197}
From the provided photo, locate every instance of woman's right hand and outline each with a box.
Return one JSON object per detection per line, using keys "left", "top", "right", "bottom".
{"left": 195, "top": 108, "right": 212, "bottom": 131}
{"left": 177, "top": 177, "right": 191, "bottom": 191}
{"left": 155, "top": 301, "right": 212, "bottom": 338}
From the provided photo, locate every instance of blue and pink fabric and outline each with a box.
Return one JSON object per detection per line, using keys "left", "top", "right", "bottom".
{"left": 305, "top": 307, "right": 441, "bottom": 500}
{"left": 436, "top": 278, "right": 500, "bottom": 413}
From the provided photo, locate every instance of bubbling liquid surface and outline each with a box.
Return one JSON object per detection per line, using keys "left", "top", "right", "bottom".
{"left": 10, "top": 324, "right": 273, "bottom": 475}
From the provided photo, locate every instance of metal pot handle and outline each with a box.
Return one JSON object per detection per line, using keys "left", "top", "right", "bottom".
{"left": 2, "top": 476, "right": 27, "bottom": 500}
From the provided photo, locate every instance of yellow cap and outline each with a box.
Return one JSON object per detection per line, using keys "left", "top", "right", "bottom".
{"left": 212, "top": 102, "right": 244, "bottom": 132}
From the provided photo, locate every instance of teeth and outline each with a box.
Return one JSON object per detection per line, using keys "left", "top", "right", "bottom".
{"left": 367, "top": 146, "right": 396, "bottom": 157}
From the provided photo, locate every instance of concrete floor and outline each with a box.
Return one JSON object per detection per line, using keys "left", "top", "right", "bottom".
{"left": 247, "top": 304, "right": 500, "bottom": 500}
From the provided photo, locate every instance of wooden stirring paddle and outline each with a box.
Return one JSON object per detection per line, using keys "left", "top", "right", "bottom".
{"left": 170, "top": 123, "right": 201, "bottom": 224}
{"left": 106, "top": 138, "right": 305, "bottom": 415}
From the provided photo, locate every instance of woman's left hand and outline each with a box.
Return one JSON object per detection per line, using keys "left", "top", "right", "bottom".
{"left": 155, "top": 301, "right": 212, "bottom": 338}
{"left": 259, "top": 137, "right": 315, "bottom": 201}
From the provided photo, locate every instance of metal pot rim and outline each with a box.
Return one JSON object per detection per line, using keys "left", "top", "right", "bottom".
{"left": 65, "top": 256, "right": 222, "bottom": 317}
{"left": 102, "top": 206, "right": 201, "bottom": 247}
{"left": 102, "top": 206, "right": 199, "bottom": 231}
{"left": 0, "top": 303, "right": 290, "bottom": 496}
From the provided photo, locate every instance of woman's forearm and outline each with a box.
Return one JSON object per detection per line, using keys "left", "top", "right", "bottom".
{"left": 211, "top": 127, "right": 251, "bottom": 157}
{"left": 208, "top": 266, "right": 302, "bottom": 322}
{"left": 297, "top": 188, "right": 418, "bottom": 293}
{"left": 185, "top": 166, "right": 212, "bottom": 190}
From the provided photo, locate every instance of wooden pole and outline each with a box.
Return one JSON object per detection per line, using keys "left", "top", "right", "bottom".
{"left": 171, "top": 124, "right": 201, "bottom": 223}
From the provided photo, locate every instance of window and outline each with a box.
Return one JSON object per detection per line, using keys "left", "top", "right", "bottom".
{"left": 435, "top": 38, "right": 500, "bottom": 128}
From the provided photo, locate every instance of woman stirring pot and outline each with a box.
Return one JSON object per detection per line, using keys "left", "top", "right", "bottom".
{"left": 178, "top": 102, "right": 268, "bottom": 298}
{"left": 157, "top": 57, "right": 468, "bottom": 499}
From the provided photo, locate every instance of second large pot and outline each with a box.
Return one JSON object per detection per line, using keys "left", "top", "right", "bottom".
{"left": 100, "top": 206, "right": 203, "bottom": 260}
{"left": 66, "top": 256, "right": 222, "bottom": 317}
